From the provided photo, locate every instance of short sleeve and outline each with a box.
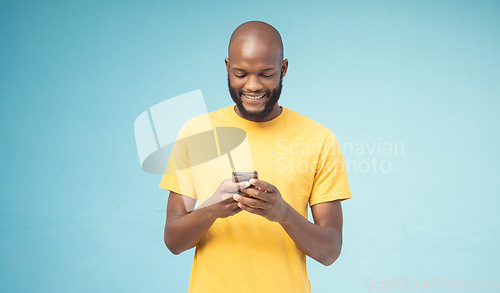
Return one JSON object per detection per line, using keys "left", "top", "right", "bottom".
{"left": 309, "top": 131, "right": 352, "bottom": 206}
{"left": 159, "top": 121, "right": 197, "bottom": 200}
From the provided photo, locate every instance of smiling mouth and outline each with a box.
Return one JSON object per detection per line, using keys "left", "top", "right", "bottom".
{"left": 243, "top": 94, "right": 266, "bottom": 101}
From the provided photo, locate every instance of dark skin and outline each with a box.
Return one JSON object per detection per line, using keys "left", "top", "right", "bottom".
{"left": 225, "top": 22, "right": 286, "bottom": 122}
{"left": 164, "top": 21, "right": 344, "bottom": 266}
{"left": 165, "top": 180, "right": 249, "bottom": 255}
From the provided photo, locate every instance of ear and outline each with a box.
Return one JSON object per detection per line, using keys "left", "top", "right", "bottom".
{"left": 281, "top": 59, "right": 289, "bottom": 78}
{"left": 225, "top": 58, "right": 230, "bottom": 73}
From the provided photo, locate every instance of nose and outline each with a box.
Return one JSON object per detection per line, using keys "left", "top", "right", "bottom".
{"left": 244, "top": 75, "right": 263, "bottom": 92}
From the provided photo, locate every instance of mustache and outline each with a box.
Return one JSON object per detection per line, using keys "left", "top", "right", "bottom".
{"left": 227, "top": 74, "right": 283, "bottom": 120}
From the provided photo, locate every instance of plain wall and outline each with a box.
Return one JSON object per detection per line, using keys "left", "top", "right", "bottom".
{"left": 1, "top": 0, "right": 499, "bottom": 292}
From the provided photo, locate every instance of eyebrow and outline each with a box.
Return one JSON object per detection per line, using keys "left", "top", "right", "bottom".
{"left": 233, "top": 67, "right": 275, "bottom": 72}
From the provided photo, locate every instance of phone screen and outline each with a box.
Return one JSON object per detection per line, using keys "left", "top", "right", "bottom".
{"left": 232, "top": 170, "right": 258, "bottom": 183}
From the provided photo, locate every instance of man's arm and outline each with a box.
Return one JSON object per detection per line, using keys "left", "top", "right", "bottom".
{"left": 164, "top": 191, "right": 216, "bottom": 255}
{"left": 164, "top": 180, "right": 249, "bottom": 254}
{"left": 281, "top": 200, "right": 343, "bottom": 266}
{"left": 234, "top": 179, "right": 343, "bottom": 266}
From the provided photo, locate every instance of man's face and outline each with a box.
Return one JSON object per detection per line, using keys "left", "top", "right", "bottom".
{"left": 227, "top": 73, "right": 282, "bottom": 121}
{"left": 225, "top": 40, "right": 288, "bottom": 121}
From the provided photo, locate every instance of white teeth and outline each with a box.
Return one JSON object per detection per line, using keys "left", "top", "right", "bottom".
{"left": 244, "top": 94, "right": 264, "bottom": 100}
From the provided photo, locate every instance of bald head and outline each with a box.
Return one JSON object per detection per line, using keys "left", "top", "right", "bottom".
{"left": 225, "top": 21, "right": 288, "bottom": 122}
{"left": 228, "top": 21, "right": 284, "bottom": 63}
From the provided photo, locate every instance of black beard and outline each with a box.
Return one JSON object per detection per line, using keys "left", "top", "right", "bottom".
{"left": 228, "top": 74, "right": 283, "bottom": 120}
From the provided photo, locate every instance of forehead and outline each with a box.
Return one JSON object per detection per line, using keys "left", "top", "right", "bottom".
{"left": 228, "top": 39, "right": 281, "bottom": 70}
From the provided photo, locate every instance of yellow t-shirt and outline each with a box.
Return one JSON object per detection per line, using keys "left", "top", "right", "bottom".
{"left": 160, "top": 105, "right": 351, "bottom": 293}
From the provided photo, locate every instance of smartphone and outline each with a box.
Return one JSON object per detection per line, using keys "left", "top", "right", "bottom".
{"left": 232, "top": 170, "right": 258, "bottom": 183}
{"left": 232, "top": 171, "right": 258, "bottom": 197}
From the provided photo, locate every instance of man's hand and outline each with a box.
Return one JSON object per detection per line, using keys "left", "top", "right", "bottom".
{"left": 198, "top": 178, "right": 251, "bottom": 219}
{"left": 232, "top": 179, "right": 290, "bottom": 223}
{"left": 164, "top": 179, "right": 250, "bottom": 254}
{"left": 232, "top": 179, "right": 344, "bottom": 266}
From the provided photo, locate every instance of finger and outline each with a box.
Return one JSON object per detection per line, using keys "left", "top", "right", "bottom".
{"left": 233, "top": 194, "right": 265, "bottom": 209}
{"left": 239, "top": 188, "right": 269, "bottom": 202}
{"left": 238, "top": 202, "right": 265, "bottom": 215}
{"left": 227, "top": 200, "right": 242, "bottom": 210}
{"left": 249, "top": 179, "right": 274, "bottom": 193}
{"left": 221, "top": 195, "right": 238, "bottom": 203}
{"left": 226, "top": 181, "right": 251, "bottom": 192}
{"left": 236, "top": 181, "right": 251, "bottom": 191}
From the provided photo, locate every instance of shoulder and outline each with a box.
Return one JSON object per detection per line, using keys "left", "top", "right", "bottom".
{"left": 284, "top": 107, "right": 333, "bottom": 138}
{"left": 181, "top": 106, "right": 229, "bottom": 133}
{"left": 285, "top": 108, "right": 330, "bottom": 130}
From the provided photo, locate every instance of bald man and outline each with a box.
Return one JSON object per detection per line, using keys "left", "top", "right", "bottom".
{"left": 161, "top": 21, "right": 351, "bottom": 293}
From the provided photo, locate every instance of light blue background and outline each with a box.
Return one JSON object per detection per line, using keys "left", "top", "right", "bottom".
{"left": 1, "top": 0, "right": 499, "bottom": 292}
